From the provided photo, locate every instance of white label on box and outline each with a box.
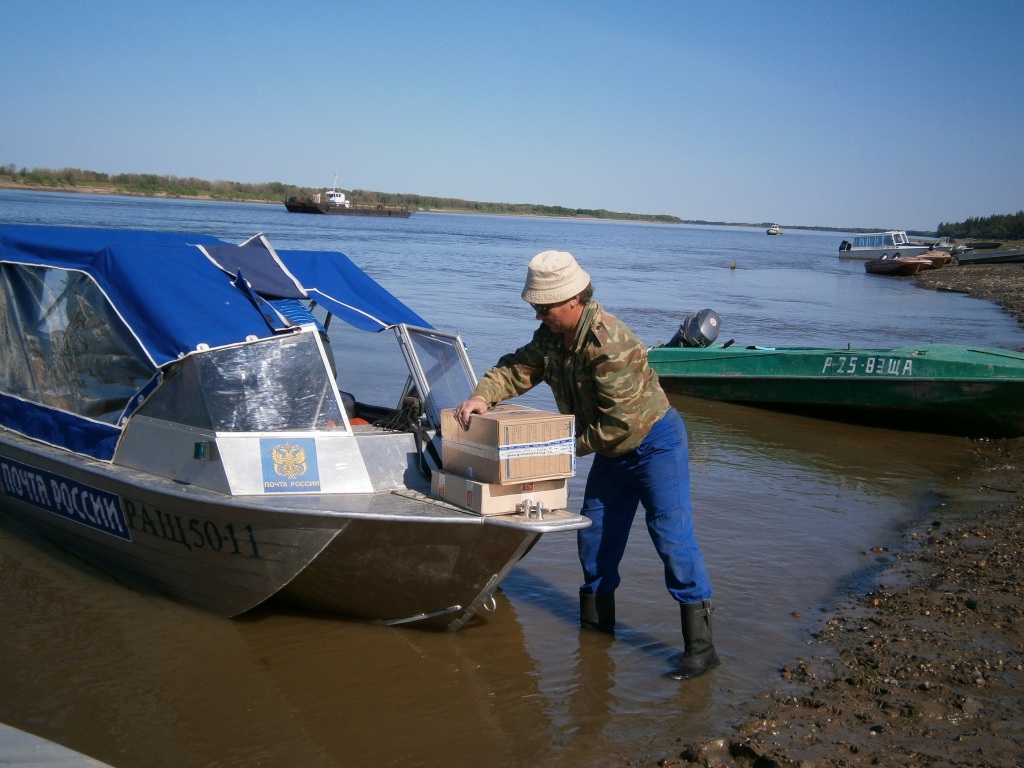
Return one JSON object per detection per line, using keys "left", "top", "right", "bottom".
{"left": 497, "top": 437, "right": 575, "bottom": 460}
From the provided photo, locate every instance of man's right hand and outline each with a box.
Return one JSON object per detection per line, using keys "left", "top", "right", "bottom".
{"left": 453, "top": 396, "right": 488, "bottom": 429}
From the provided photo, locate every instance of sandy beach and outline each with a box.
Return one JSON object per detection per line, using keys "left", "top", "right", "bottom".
{"left": 661, "top": 261, "right": 1024, "bottom": 767}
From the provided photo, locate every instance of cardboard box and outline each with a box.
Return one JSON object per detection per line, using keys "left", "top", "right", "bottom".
{"left": 440, "top": 405, "right": 576, "bottom": 485}
{"left": 431, "top": 471, "right": 568, "bottom": 516}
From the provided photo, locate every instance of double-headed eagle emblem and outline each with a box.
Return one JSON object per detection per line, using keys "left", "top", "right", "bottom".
{"left": 270, "top": 442, "right": 307, "bottom": 478}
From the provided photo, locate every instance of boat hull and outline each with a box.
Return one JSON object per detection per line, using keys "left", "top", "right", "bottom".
{"left": 955, "top": 247, "right": 1024, "bottom": 265}
{"left": 919, "top": 252, "right": 952, "bottom": 268}
{"left": 648, "top": 343, "right": 1024, "bottom": 437}
{"left": 0, "top": 427, "right": 576, "bottom": 629}
{"left": 278, "top": 516, "right": 538, "bottom": 630}
{"left": 864, "top": 257, "right": 930, "bottom": 276}
{"left": 840, "top": 245, "right": 930, "bottom": 261}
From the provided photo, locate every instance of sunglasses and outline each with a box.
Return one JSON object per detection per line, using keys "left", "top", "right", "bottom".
{"left": 530, "top": 297, "right": 573, "bottom": 316}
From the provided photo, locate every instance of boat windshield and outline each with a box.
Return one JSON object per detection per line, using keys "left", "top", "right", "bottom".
{"left": 138, "top": 331, "right": 345, "bottom": 432}
{"left": 395, "top": 325, "right": 476, "bottom": 428}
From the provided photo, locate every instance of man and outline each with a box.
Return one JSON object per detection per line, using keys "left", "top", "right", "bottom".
{"left": 453, "top": 250, "right": 719, "bottom": 680}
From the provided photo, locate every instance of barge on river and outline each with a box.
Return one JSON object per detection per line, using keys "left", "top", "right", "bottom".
{"left": 284, "top": 184, "right": 412, "bottom": 218}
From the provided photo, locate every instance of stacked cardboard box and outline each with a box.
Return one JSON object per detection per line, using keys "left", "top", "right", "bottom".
{"left": 439, "top": 405, "right": 575, "bottom": 484}
{"left": 430, "top": 471, "right": 568, "bottom": 516}
{"left": 434, "top": 405, "right": 575, "bottom": 515}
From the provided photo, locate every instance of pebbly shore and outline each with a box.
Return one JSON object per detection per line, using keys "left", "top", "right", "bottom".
{"left": 655, "top": 262, "right": 1024, "bottom": 768}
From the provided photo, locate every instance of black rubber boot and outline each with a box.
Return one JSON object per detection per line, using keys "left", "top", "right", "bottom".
{"left": 665, "top": 599, "right": 720, "bottom": 680}
{"left": 580, "top": 591, "right": 616, "bottom": 632}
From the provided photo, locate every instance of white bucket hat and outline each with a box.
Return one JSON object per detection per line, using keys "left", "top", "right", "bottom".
{"left": 521, "top": 250, "right": 591, "bottom": 304}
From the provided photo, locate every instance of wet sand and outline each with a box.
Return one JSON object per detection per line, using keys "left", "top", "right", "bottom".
{"left": 661, "top": 262, "right": 1024, "bottom": 767}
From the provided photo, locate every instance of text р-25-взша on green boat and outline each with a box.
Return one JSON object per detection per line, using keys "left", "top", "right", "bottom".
{"left": 647, "top": 309, "right": 1024, "bottom": 438}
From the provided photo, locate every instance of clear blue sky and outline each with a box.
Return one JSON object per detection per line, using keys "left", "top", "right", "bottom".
{"left": 4, "top": 1, "right": 1022, "bottom": 231}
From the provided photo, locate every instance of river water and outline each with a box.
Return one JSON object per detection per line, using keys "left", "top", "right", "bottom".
{"left": 2, "top": 190, "right": 1022, "bottom": 767}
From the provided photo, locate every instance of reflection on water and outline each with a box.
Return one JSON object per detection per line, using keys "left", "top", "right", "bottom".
{"left": 0, "top": 192, "right": 1017, "bottom": 766}
{"left": 0, "top": 517, "right": 745, "bottom": 767}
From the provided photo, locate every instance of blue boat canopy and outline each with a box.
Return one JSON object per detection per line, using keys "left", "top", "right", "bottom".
{"left": 0, "top": 225, "right": 433, "bottom": 459}
{"left": 0, "top": 225, "right": 430, "bottom": 368}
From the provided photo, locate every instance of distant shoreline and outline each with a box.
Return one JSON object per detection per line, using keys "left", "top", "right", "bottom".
{"left": 0, "top": 181, "right": 650, "bottom": 224}
{"left": 0, "top": 179, "right": 942, "bottom": 235}
{"left": 0, "top": 179, "right": 950, "bottom": 236}
{"left": 0, "top": 180, "right": 684, "bottom": 226}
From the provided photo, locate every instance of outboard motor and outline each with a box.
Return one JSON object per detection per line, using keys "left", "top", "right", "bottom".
{"left": 668, "top": 308, "right": 721, "bottom": 348}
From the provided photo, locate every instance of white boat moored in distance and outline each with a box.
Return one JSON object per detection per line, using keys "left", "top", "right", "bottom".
{"left": 838, "top": 230, "right": 930, "bottom": 260}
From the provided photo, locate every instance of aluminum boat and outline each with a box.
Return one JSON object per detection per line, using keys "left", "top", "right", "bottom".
{"left": 0, "top": 225, "right": 587, "bottom": 629}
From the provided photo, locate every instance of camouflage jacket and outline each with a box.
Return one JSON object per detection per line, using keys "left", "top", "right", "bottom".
{"left": 471, "top": 301, "right": 670, "bottom": 457}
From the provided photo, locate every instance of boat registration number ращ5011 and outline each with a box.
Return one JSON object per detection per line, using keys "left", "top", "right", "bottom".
{"left": 821, "top": 356, "right": 915, "bottom": 377}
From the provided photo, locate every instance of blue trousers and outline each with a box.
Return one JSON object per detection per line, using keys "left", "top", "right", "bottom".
{"left": 577, "top": 408, "right": 713, "bottom": 605}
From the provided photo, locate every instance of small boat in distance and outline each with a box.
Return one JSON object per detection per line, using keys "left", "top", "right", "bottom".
{"left": 646, "top": 309, "right": 1024, "bottom": 438}
{"left": 766, "top": 223, "right": 782, "bottom": 236}
{"left": 838, "top": 230, "right": 930, "bottom": 260}
{"left": 285, "top": 175, "right": 413, "bottom": 218}
{"left": 909, "top": 235, "right": 957, "bottom": 254}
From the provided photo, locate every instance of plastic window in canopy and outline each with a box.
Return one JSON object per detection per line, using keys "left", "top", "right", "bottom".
{"left": 0, "top": 262, "right": 154, "bottom": 424}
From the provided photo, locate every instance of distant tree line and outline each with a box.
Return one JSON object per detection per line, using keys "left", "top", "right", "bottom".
{"left": 0, "top": 164, "right": 307, "bottom": 203}
{"left": 937, "top": 210, "right": 1024, "bottom": 240}
{"left": 0, "top": 164, "right": 683, "bottom": 223}
{"left": 350, "top": 189, "right": 682, "bottom": 222}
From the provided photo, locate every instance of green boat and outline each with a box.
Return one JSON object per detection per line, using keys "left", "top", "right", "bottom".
{"left": 648, "top": 310, "right": 1024, "bottom": 438}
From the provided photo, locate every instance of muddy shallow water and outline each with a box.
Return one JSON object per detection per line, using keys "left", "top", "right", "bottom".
{"left": 0, "top": 401, "right": 984, "bottom": 768}
{"left": 2, "top": 192, "right": 1024, "bottom": 767}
